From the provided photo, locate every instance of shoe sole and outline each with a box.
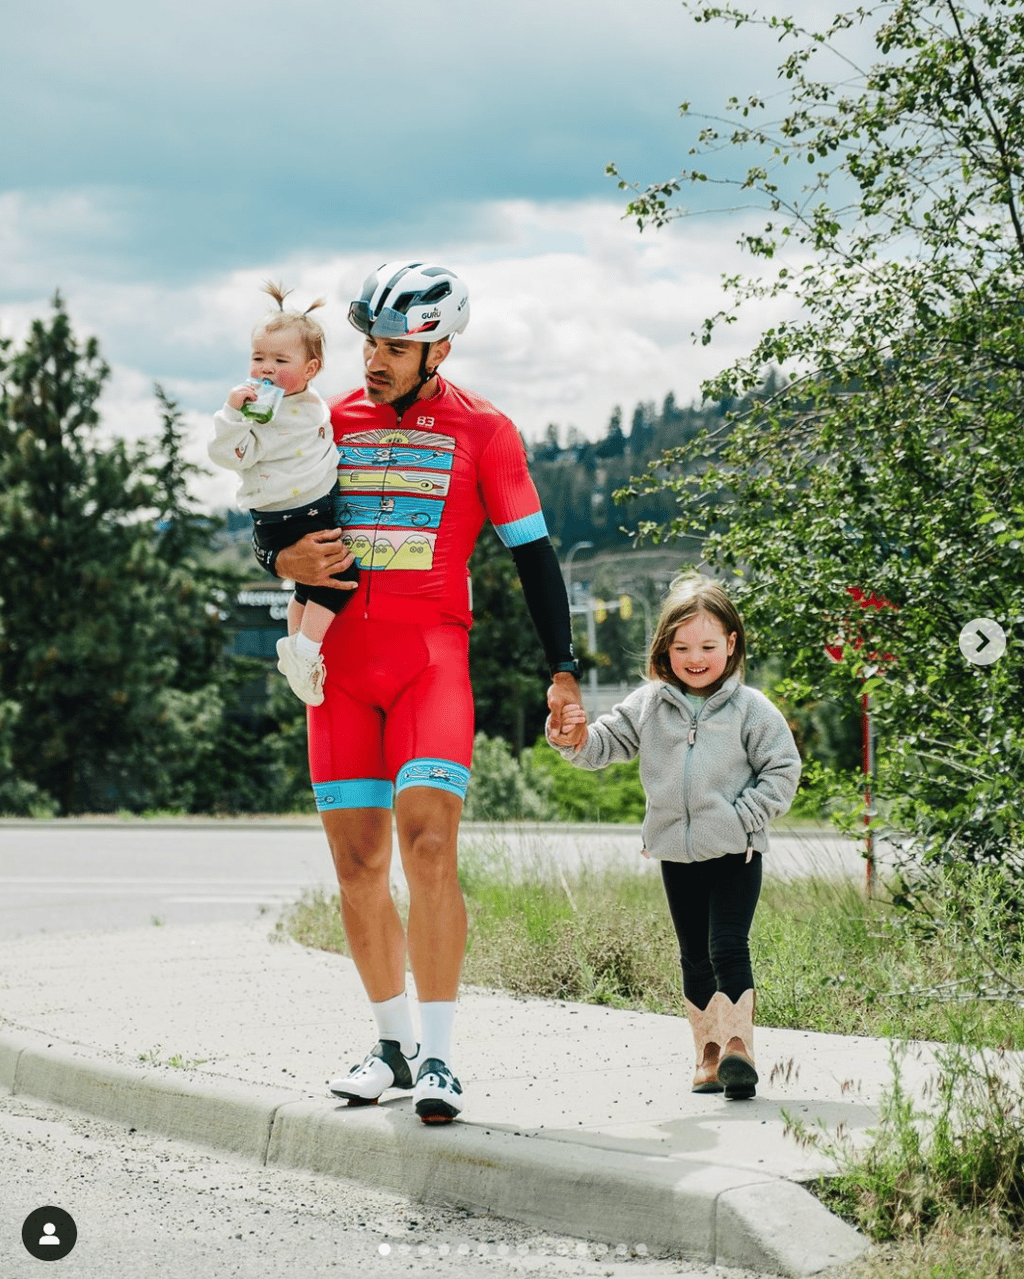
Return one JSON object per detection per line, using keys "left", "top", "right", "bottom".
{"left": 415, "top": 1099, "right": 461, "bottom": 1123}
{"left": 724, "top": 1083, "right": 757, "bottom": 1100}
{"left": 718, "top": 1054, "right": 758, "bottom": 1100}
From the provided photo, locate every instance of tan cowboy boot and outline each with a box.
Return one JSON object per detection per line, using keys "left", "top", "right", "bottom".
{"left": 684, "top": 994, "right": 725, "bottom": 1093}
{"left": 717, "top": 988, "right": 758, "bottom": 1100}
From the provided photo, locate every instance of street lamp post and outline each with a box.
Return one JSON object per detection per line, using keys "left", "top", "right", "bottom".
{"left": 563, "top": 540, "right": 593, "bottom": 613}
{"left": 562, "top": 541, "right": 595, "bottom": 706}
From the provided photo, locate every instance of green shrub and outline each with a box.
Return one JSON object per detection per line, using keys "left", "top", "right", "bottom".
{"left": 463, "top": 733, "right": 557, "bottom": 821}
{"left": 528, "top": 737, "right": 646, "bottom": 823}
{"left": 797, "top": 1042, "right": 1024, "bottom": 1246}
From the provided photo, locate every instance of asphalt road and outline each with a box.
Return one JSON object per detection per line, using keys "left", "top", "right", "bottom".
{"left": 0, "top": 819, "right": 871, "bottom": 940}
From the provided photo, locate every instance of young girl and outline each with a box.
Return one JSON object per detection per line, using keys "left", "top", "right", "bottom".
{"left": 209, "top": 283, "right": 356, "bottom": 706}
{"left": 548, "top": 573, "right": 801, "bottom": 1099}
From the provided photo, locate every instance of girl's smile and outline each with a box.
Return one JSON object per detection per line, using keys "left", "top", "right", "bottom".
{"left": 668, "top": 613, "right": 737, "bottom": 691}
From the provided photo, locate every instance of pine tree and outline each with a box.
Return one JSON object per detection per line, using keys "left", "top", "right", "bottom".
{"left": 0, "top": 296, "right": 230, "bottom": 812}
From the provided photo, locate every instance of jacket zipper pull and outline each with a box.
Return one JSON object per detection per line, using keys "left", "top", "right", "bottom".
{"left": 688, "top": 726, "right": 696, "bottom": 746}
{"left": 745, "top": 838, "right": 754, "bottom": 864}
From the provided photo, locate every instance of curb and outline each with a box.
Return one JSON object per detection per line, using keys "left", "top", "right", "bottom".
{"left": 2, "top": 1027, "right": 867, "bottom": 1276}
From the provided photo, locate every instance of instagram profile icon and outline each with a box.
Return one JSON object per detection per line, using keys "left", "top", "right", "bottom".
{"left": 21, "top": 1206, "right": 78, "bottom": 1261}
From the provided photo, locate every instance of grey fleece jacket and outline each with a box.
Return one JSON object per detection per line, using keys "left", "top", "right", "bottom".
{"left": 551, "top": 674, "right": 802, "bottom": 863}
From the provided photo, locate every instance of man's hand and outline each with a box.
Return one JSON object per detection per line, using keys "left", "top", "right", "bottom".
{"left": 275, "top": 529, "right": 357, "bottom": 589}
{"left": 546, "top": 701, "right": 588, "bottom": 752}
{"left": 542, "top": 670, "right": 582, "bottom": 741}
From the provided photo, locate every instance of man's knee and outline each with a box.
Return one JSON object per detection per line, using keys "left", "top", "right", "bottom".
{"left": 321, "top": 809, "right": 392, "bottom": 890}
{"left": 396, "top": 788, "right": 461, "bottom": 891}
{"left": 403, "top": 827, "right": 459, "bottom": 891}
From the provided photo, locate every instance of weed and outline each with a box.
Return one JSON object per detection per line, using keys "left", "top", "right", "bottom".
{"left": 136, "top": 1046, "right": 208, "bottom": 1071}
{"left": 792, "top": 1041, "right": 1024, "bottom": 1244}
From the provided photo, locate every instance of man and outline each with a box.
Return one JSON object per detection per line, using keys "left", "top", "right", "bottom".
{"left": 266, "top": 261, "right": 583, "bottom": 1123}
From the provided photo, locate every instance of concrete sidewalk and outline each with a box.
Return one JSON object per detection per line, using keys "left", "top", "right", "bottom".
{"left": 0, "top": 918, "right": 938, "bottom": 1276}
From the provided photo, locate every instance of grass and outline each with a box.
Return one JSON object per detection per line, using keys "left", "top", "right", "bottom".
{"left": 276, "top": 846, "right": 1024, "bottom": 1278}
{"left": 279, "top": 854, "right": 1024, "bottom": 1046}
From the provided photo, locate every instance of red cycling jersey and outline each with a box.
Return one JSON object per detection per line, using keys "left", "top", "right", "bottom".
{"left": 328, "top": 376, "right": 548, "bottom": 627}
{"left": 308, "top": 377, "right": 550, "bottom": 811}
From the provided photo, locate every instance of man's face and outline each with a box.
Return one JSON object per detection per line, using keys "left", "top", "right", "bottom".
{"left": 362, "top": 336, "right": 449, "bottom": 405}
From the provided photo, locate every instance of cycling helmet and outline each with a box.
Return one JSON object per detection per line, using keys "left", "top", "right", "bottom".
{"left": 347, "top": 262, "right": 470, "bottom": 342}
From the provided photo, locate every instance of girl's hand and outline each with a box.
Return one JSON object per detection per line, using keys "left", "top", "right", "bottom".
{"left": 546, "top": 703, "right": 588, "bottom": 752}
{"left": 227, "top": 383, "right": 258, "bottom": 411}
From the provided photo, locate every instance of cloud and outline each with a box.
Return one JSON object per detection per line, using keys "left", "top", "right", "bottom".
{"left": 5, "top": 197, "right": 803, "bottom": 513}
{"left": 5, "top": 0, "right": 814, "bottom": 284}
{"left": 2, "top": 0, "right": 832, "bottom": 512}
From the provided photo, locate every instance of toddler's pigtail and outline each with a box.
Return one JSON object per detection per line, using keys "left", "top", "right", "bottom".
{"left": 304, "top": 297, "right": 326, "bottom": 316}
{"left": 262, "top": 281, "right": 293, "bottom": 310}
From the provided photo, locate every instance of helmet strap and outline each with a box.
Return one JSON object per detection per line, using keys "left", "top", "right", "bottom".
{"left": 390, "top": 344, "right": 438, "bottom": 421}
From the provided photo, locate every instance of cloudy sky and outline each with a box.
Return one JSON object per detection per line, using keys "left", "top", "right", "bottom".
{"left": 2, "top": 0, "right": 814, "bottom": 509}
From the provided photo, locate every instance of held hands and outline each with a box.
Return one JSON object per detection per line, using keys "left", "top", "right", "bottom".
{"left": 274, "top": 529, "right": 358, "bottom": 590}
{"left": 546, "top": 672, "right": 586, "bottom": 748}
{"left": 546, "top": 700, "right": 588, "bottom": 752}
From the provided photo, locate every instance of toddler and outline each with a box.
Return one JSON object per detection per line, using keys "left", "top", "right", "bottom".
{"left": 209, "top": 282, "right": 355, "bottom": 705}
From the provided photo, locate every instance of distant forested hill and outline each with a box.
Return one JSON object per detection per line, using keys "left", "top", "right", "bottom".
{"left": 526, "top": 389, "right": 741, "bottom": 550}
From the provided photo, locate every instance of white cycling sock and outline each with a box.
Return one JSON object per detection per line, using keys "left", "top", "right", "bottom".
{"left": 418, "top": 1000, "right": 456, "bottom": 1066}
{"left": 371, "top": 993, "right": 417, "bottom": 1059}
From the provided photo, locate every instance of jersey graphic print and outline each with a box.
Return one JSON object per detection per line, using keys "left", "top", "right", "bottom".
{"left": 335, "top": 427, "right": 454, "bottom": 571}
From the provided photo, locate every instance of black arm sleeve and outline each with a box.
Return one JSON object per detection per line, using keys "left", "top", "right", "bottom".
{"left": 508, "top": 536, "right": 577, "bottom": 674}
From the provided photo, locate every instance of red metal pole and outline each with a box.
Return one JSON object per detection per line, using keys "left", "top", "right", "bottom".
{"left": 862, "top": 691, "right": 874, "bottom": 894}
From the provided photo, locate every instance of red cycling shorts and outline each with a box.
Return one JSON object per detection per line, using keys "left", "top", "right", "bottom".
{"left": 307, "top": 613, "right": 474, "bottom": 811}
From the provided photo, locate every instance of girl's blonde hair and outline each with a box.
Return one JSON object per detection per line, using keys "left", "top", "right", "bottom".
{"left": 647, "top": 572, "right": 746, "bottom": 691}
{"left": 253, "top": 281, "right": 326, "bottom": 369}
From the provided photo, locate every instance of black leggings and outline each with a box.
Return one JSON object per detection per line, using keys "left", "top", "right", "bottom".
{"left": 660, "top": 853, "right": 762, "bottom": 1010}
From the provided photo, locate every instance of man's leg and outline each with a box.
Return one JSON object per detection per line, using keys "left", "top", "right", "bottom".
{"left": 322, "top": 804, "right": 420, "bottom": 1103}
{"left": 395, "top": 786, "right": 466, "bottom": 1002}
{"left": 394, "top": 785, "right": 467, "bottom": 1123}
{"left": 322, "top": 805, "right": 405, "bottom": 1002}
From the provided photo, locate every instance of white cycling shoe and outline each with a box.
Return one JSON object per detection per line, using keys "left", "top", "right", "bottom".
{"left": 413, "top": 1057, "right": 463, "bottom": 1124}
{"left": 329, "top": 1039, "right": 418, "bottom": 1105}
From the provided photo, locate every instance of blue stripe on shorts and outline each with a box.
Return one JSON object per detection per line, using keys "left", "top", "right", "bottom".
{"left": 395, "top": 758, "right": 471, "bottom": 800}
{"left": 312, "top": 779, "right": 394, "bottom": 811}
